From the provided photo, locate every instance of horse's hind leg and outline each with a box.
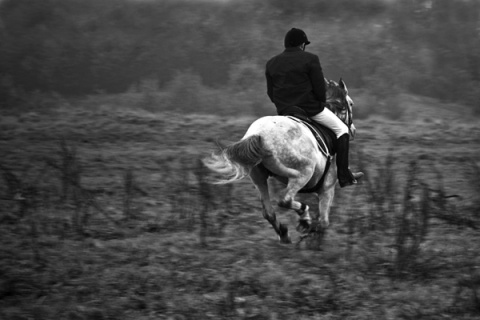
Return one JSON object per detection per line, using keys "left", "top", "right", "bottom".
{"left": 277, "top": 171, "right": 313, "bottom": 232}
{"left": 250, "top": 166, "right": 291, "bottom": 244}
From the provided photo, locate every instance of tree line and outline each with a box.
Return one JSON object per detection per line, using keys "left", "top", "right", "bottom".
{"left": 0, "top": 0, "right": 479, "bottom": 112}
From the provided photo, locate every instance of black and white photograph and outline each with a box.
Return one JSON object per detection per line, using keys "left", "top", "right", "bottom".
{"left": 1, "top": 0, "right": 479, "bottom": 319}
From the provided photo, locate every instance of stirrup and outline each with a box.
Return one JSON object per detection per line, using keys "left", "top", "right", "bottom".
{"left": 339, "top": 171, "right": 363, "bottom": 188}
{"left": 352, "top": 172, "right": 364, "bottom": 180}
{"left": 339, "top": 179, "right": 357, "bottom": 188}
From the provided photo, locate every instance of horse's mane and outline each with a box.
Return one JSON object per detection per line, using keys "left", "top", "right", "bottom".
{"left": 324, "top": 79, "right": 348, "bottom": 112}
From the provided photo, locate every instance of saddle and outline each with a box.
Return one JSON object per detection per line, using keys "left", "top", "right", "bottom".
{"left": 282, "top": 106, "right": 337, "bottom": 156}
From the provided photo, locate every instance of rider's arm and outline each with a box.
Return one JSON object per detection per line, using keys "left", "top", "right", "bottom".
{"left": 265, "top": 69, "right": 274, "bottom": 102}
{"left": 308, "top": 55, "right": 326, "bottom": 103}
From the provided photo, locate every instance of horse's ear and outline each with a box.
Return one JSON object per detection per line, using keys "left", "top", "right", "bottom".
{"left": 339, "top": 78, "right": 348, "bottom": 94}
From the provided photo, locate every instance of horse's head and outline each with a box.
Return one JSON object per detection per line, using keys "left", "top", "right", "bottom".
{"left": 325, "top": 78, "right": 356, "bottom": 138}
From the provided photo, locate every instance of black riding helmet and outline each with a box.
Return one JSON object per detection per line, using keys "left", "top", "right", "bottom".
{"left": 284, "top": 28, "right": 310, "bottom": 48}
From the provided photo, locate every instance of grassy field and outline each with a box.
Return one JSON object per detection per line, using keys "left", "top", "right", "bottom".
{"left": 1, "top": 93, "right": 479, "bottom": 320}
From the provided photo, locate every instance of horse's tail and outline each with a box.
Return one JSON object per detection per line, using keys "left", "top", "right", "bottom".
{"left": 203, "top": 135, "right": 270, "bottom": 184}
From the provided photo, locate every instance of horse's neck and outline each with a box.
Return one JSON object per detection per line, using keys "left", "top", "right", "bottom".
{"left": 325, "top": 101, "right": 342, "bottom": 117}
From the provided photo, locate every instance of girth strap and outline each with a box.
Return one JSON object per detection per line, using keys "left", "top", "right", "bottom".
{"left": 297, "top": 155, "right": 333, "bottom": 194}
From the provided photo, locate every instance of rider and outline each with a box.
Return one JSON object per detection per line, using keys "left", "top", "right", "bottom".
{"left": 265, "top": 27, "right": 363, "bottom": 187}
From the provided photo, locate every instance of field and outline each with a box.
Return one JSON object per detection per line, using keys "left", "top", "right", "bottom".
{"left": 1, "top": 93, "right": 479, "bottom": 320}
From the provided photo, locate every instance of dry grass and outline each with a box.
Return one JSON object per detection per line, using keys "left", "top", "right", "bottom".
{"left": 0, "top": 94, "right": 479, "bottom": 319}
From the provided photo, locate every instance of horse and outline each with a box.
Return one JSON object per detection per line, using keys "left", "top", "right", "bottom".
{"left": 203, "top": 79, "right": 356, "bottom": 243}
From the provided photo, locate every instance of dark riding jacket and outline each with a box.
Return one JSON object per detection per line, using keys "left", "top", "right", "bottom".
{"left": 266, "top": 47, "right": 326, "bottom": 117}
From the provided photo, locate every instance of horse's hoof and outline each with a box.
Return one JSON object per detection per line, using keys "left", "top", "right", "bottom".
{"left": 280, "top": 235, "right": 292, "bottom": 244}
{"left": 296, "top": 219, "right": 311, "bottom": 234}
{"left": 279, "top": 224, "right": 291, "bottom": 244}
{"left": 319, "top": 220, "right": 330, "bottom": 229}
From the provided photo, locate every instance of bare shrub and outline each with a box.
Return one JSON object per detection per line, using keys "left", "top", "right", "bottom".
{"left": 429, "top": 166, "right": 477, "bottom": 230}
{"left": 213, "top": 182, "right": 234, "bottom": 237}
{"left": 123, "top": 168, "right": 148, "bottom": 221}
{"left": 348, "top": 154, "right": 436, "bottom": 278}
{"left": 454, "top": 269, "right": 480, "bottom": 312}
{"left": 123, "top": 169, "right": 134, "bottom": 220}
{"left": 194, "top": 158, "right": 212, "bottom": 247}
{"left": 393, "top": 161, "right": 430, "bottom": 278}
{"left": 0, "top": 163, "right": 50, "bottom": 218}
{"left": 44, "top": 138, "right": 82, "bottom": 202}
{"left": 356, "top": 148, "right": 396, "bottom": 233}
{"left": 158, "top": 158, "right": 198, "bottom": 232}
{"left": 45, "top": 139, "right": 120, "bottom": 237}
{"left": 0, "top": 164, "right": 49, "bottom": 267}
{"left": 468, "top": 159, "right": 480, "bottom": 220}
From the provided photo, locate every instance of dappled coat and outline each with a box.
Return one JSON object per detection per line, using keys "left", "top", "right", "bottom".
{"left": 266, "top": 47, "right": 327, "bottom": 117}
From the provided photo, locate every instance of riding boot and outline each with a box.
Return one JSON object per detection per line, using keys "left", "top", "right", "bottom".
{"left": 336, "top": 134, "right": 364, "bottom": 188}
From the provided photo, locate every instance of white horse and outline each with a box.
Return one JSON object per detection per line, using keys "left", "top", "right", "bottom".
{"left": 203, "top": 79, "right": 356, "bottom": 243}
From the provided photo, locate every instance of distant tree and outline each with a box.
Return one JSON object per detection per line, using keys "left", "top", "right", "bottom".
{"left": 0, "top": 0, "right": 478, "bottom": 114}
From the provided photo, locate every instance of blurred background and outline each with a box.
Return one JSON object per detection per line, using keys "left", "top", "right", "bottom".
{"left": 1, "top": 0, "right": 479, "bottom": 118}
{"left": 1, "top": 1, "right": 480, "bottom": 319}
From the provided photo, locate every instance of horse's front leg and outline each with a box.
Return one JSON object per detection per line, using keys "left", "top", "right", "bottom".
{"left": 250, "top": 167, "right": 291, "bottom": 244}
{"left": 317, "top": 185, "right": 336, "bottom": 229}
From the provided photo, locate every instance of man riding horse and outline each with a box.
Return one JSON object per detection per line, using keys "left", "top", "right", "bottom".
{"left": 266, "top": 28, "right": 363, "bottom": 187}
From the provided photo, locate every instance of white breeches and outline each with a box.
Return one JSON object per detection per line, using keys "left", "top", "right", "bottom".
{"left": 310, "top": 108, "right": 348, "bottom": 138}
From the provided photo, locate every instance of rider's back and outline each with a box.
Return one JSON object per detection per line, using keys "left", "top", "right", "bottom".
{"left": 266, "top": 47, "right": 326, "bottom": 117}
